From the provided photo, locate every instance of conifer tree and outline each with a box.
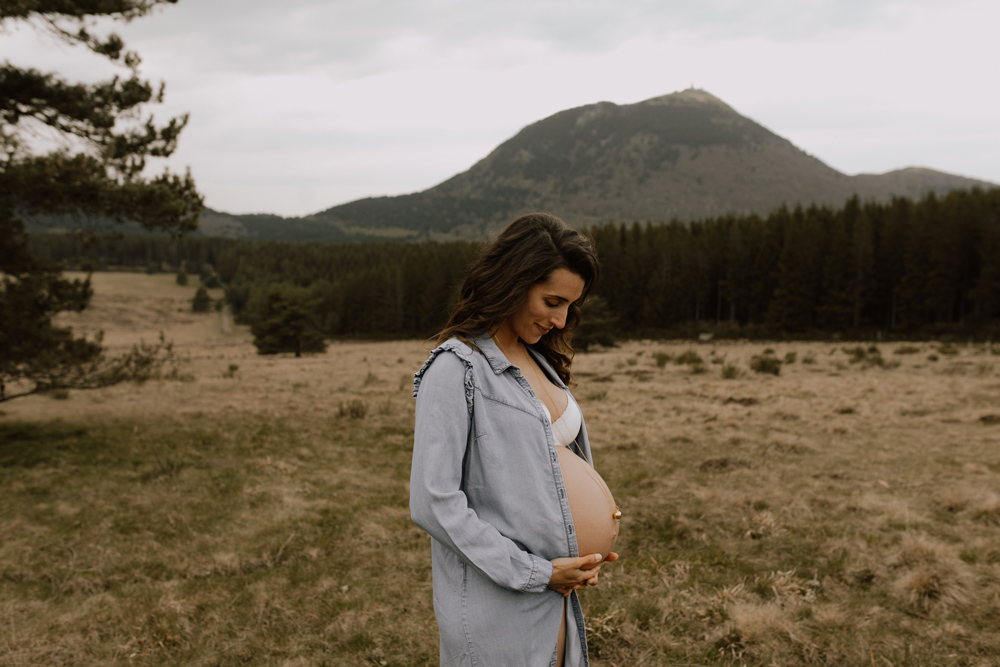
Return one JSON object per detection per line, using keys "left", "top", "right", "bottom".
{"left": 191, "top": 286, "right": 211, "bottom": 313}
{"left": 817, "top": 196, "right": 872, "bottom": 329}
{"left": 573, "top": 296, "right": 618, "bottom": 351}
{"left": 250, "top": 284, "right": 327, "bottom": 357}
{"left": 968, "top": 190, "right": 1000, "bottom": 323}
{"left": 766, "top": 206, "right": 825, "bottom": 331}
{"left": 0, "top": 1, "right": 201, "bottom": 402}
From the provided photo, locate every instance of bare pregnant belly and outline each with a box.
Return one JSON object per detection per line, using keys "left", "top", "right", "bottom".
{"left": 555, "top": 446, "right": 620, "bottom": 558}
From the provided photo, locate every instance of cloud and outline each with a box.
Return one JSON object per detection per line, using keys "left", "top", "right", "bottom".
{"left": 120, "top": 0, "right": 944, "bottom": 79}
{"left": 2, "top": 0, "right": 997, "bottom": 215}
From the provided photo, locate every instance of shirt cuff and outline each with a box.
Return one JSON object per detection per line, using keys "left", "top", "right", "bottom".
{"left": 522, "top": 554, "right": 555, "bottom": 594}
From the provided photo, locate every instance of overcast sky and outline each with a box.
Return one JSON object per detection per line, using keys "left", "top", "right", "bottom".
{"left": 4, "top": 0, "right": 998, "bottom": 216}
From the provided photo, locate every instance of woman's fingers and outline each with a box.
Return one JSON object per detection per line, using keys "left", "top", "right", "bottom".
{"left": 549, "top": 552, "right": 619, "bottom": 593}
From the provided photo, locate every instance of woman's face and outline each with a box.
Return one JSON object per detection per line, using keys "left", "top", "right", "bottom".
{"left": 509, "top": 267, "right": 585, "bottom": 344}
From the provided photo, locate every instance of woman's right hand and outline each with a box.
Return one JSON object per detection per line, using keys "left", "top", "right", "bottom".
{"left": 548, "top": 554, "right": 605, "bottom": 597}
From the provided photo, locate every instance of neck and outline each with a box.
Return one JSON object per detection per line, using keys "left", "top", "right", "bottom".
{"left": 492, "top": 322, "right": 520, "bottom": 358}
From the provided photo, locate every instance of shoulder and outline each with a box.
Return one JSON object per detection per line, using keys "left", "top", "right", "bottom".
{"left": 412, "top": 338, "right": 481, "bottom": 408}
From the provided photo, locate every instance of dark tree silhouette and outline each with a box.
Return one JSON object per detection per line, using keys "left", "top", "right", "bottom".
{"left": 250, "top": 284, "right": 327, "bottom": 357}
{"left": 0, "top": 0, "right": 201, "bottom": 402}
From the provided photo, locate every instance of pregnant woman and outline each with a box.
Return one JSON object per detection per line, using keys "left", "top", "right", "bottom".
{"left": 411, "top": 212, "right": 620, "bottom": 666}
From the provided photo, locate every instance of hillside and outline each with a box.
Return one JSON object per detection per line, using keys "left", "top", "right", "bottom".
{"left": 24, "top": 89, "right": 994, "bottom": 243}
{"left": 307, "top": 89, "right": 994, "bottom": 238}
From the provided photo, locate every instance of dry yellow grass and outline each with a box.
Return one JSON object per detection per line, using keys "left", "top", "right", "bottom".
{"left": 3, "top": 272, "right": 1000, "bottom": 665}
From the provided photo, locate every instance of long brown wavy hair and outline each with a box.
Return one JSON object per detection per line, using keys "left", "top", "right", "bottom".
{"left": 434, "top": 212, "right": 599, "bottom": 385}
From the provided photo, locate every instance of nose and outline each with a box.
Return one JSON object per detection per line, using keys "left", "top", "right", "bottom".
{"left": 551, "top": 308, "right": 567, "bottom": 330}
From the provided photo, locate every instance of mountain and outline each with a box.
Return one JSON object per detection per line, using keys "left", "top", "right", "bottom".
{"left": 26, "top": 89, "right": 994, "bottom": 242}
{"left": 305, "top": 89, "right": 993, "bottom": 239}
{"left": 196, "top": 208, "right": 351, "bottom": 242}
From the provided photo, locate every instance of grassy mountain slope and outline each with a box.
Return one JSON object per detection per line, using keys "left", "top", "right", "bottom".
{"left": 30, "top": 89, "right": 989, "bottom": 242}
{"left": 309, "top": 89, "right": 993, "bottom": 238}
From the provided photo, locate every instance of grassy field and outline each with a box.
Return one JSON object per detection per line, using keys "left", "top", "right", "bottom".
{"left": 2, "top": 273, "right": 1000, "bottom": 666}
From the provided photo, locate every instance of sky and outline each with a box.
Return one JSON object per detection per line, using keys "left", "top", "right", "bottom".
{"left": 3, "top": 0, "right": 998, "bottom": 217}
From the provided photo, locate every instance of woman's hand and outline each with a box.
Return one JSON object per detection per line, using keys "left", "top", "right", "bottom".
{"left": 583, "top": 551, "right": 618, "bottom": 587}
{"left": 548, "top": 552, "right": 619, "bottom": 597}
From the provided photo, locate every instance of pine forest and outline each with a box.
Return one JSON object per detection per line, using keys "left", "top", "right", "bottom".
{"left": 30, "top": 187, "right": 1000, "bottom": 341}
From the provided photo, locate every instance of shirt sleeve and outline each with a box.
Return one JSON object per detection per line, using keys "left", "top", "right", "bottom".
{"left": 410, "top": 350, "right": 554, "bottom": 594}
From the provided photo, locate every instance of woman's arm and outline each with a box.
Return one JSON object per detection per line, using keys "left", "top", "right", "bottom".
{"left": 410, "top": 351, "right": 554, "bottom": 593}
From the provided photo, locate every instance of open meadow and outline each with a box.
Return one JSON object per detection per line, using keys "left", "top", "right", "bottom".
{"left": 2, "top": 272, "right": 1000, "bottom": 666}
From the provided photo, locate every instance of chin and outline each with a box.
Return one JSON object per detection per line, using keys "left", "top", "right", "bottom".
{"left": 531, "top": 326, "right": 552, "bottom": 343}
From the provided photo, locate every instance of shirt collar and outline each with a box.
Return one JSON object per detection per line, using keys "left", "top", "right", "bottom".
{"left": 471, "top": 334, "right": 567, "bottom": 388}
{"left": 471, "top": 334, "right": 513, "bottom": 375}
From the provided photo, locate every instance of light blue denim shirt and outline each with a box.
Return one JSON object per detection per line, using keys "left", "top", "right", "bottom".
{"left": 411, "top": 335, "right": 593, "bottom": 667}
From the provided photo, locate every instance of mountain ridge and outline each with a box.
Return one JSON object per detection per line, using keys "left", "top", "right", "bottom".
{"left": 303, "top": 89, "right": 993, "bottom": 239}
{"left": 173, "top": 89, "right": 1000, "bottom": 242}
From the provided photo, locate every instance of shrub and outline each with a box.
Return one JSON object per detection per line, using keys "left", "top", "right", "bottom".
{"left": 222, "top": 364, "right": 239, "bottom": 379}
{"left": 802, "top": 353, "right": 817, "bottom": 364}
{"left": 843, "top": 346, "right": 893, "bottom": 369}
{"left": 653, "top": 352, "right": 671, "bottom": 369}
{"left": 175, "top": 270, "right": 188, "bottom": 286}
{"left": 843, "top": 346, "right": 868, "bottom": 363}
{"left": 675, "top": 350, "right": 704, "bottom": 366}
{"left": 784, "top": 352, "right": 797, "bottom": 364}
{"left": 202, "top": 272, "right": 222, "bottom": 288}
{"left": 894, "top": 345, "right": 922, "bottom": 355}
{"left": 191, "top": 286, "right": 212, "bottom": 313}
{"left": 750, "top": 354, "right": 782, "bottom": 376}
{"left": 721, "top": 364, "right": 743, "bottom": 379}
{"left": 339, "top": 399, "right": 368, "bottom": 420}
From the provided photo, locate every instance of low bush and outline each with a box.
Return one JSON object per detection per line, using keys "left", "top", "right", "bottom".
{"left": 675, "top": 350, "right": 704, "bottom": 366}
{"left": 721, "top": 364, "right": 743, "bottom": 379}
{"left": 750, "top": 354, "right": 782, "bottom": 376}
{"left": 338, "top": 399, "right": 368, "bottom": 420}
{"left": 843, "top": 346, "right": 898, "bottom": 369}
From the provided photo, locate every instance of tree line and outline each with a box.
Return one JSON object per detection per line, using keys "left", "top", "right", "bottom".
{"left": 29, "top": 187, "right": 1000, "bottom": 341}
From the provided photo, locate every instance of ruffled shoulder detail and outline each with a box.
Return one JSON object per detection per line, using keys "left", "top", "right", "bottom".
{"left": 412, "top": 339, "right": 477, "bottom": 413}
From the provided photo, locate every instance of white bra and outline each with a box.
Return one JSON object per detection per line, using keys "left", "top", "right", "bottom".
{"left": 541, "top": 393, "right": 582, "bottom": 447}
